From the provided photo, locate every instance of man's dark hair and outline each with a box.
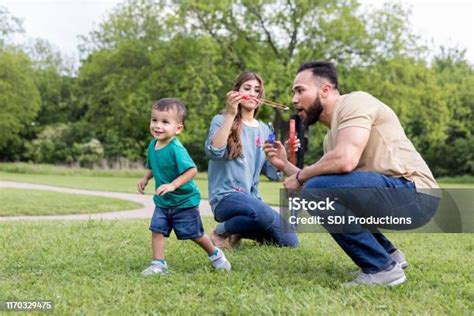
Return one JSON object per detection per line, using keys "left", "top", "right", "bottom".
{"left": 152, "top": 98, "right": 187, "bottom": 124}
{"left": 297, "top": 61, "right": 338, "bottom": 89}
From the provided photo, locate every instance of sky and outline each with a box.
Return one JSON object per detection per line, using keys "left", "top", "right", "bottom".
{"left": 1, "top": 0, "right": 473, "bottom": 66}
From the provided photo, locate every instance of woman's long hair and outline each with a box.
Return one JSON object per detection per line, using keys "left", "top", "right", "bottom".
{"left": 226, "top": 71, "right": 265, "bottom": 160}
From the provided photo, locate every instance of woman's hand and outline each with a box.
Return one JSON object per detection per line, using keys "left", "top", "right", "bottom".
{"left": 226, "top": 91, "right": 241, "bottom": 116}
{"left": 263, "top": 140, "right": 288, "bottom": 171}
{"left": 284, "top": 138, "right": 301, "bottom": 153}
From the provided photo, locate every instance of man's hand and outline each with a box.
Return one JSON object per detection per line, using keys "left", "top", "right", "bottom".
{"left": 284, "top": 173, "right": 302, "bottom": 190}
{"left": 156, "top": 183, "right": 177, "bottom": 196}
{"left": 137, "top": 178, "right": 149, "bottom": 194}
{"left": 263, "top": 140, "right": 288, "bottom": 171}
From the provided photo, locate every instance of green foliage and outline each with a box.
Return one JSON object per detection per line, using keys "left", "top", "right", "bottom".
{"left": 73, "top": 139, "right": 105, "bottom": 167}
{"left": 26, "top": 124, "right": 75, "bottom": 164}
{"left": 0, "top": 0, "right": 471, "bottom": 176}
{"left": 0, "top": 48, "right": 41, "bottom": 154}
{"left": 25, "top": 39, "right": 79, "bottom": 126}
{"left": 0, "top": 6, "right": 23, "bottom": 47}
{"left": 25, "top": 124, "right": 104, "bottom": 167}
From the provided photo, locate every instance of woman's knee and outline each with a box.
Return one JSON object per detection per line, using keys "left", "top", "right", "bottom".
{"left": 248, "top": 205, "right": 274, "bottom": 229}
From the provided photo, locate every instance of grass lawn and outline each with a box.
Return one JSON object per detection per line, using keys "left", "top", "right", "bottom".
{"left": 2, "top": 163, "right": 473, "bottom": 206}
{"left": 0, "top": 218, "right": 472, "bottom": 314}
{"left": 0, "top": 171, "right": 285, "bottom": 204}
{"left": 0, "top": 188, "right": 142, "bottom": 216}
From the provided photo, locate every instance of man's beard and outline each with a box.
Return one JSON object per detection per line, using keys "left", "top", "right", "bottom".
{"left": 303, "top": 94, "right": 323, "bottom": 126}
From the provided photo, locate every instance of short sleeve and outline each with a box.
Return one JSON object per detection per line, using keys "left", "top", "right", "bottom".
{"left": 337, "top": 92, "right": 375, "bottom": 131}
{"left": 174, "top": 144, "right": 197, "bottom": 174}
{"left": 322, "top": 134, "right": 329, "bottom": 154}
{"left": 145, "top": 140, "right": 154, "bottom": 169}
{"left": 204, "top": 114, "right": 228, "bottom": 160}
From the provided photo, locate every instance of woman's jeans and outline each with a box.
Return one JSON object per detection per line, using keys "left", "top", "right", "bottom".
{"left": 302, "top": 172, "right": 440, "bottom": 273}
{"left": 213, "top": 192, "right": 299, "bottom": 248}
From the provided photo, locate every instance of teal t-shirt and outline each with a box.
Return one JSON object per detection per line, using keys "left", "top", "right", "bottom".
{"left": 146, "top": 137, "right": 200, "bottom": 208}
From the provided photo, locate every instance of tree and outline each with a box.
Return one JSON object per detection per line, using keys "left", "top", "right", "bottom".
{"left": 24, "top": 39, "right": 79, "bottom": 126}
{"left": 0, "top": 6, "right": 23, "bottom": 47}
{"left": 0, "top": 48, "right": 41, "bottom": 159}
{"left": 65, "top": 0, "right": 471, "bottom": 176}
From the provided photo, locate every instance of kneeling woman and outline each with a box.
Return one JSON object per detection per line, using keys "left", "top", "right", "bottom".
{"left": 205, "top": 71, "right": 299, "bottom": 249}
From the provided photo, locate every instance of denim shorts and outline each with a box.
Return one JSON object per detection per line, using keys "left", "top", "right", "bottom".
{"left": 149, "top": 206, "right": 204, "bottom": 240}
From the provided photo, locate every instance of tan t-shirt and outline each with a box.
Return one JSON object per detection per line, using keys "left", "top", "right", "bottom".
{"left": 323, "top": 91, "right": 438, "bottom": 190}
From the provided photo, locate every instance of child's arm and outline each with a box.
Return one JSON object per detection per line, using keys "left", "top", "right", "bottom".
{"left": 137, "top": 170, "right": 153, "bottom": 194}
{"left": 156, "top": 167, "right": 197, "bottom": 196}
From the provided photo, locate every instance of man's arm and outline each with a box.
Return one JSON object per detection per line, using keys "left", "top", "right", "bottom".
{"left": 285, "top": 126, "right": 369, "bottom": 188}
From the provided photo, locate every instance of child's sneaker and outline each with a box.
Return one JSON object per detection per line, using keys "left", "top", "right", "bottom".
{"left": 142, "top": 260, "right": 169, "bottom": 276}
{"left": 208, "top": 247, "right": 231, "bottom": 271}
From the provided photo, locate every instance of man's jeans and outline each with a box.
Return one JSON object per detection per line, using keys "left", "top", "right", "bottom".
{"left": 213, "top": 192, "right": 299, "bottom": 247}
{"left": 303, "top": 172, "right": 439, "bottom": 273}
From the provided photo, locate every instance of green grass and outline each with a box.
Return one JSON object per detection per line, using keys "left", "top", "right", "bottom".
{"left": 2, "top": 163, "right": 472, "bottom": 206}
{"left": 0, "top": 171, "right": 282, "bottom": 204}
{"left": 0, "top": 188, "right": 142, "bottom": 216}
{"left": 437, "top": 175, "right": 474, "bottom": 183}
{"left": 0, "top": 162, "right": 149, "bottom": 178}
{"left": 0, "top": 162, "right": 209, "bottom": 179}
{"left": 0, "top": 219, "right": 472, "bottom": 314}
{"left": 0, "top": 171, "right": 160, "bottom": 193}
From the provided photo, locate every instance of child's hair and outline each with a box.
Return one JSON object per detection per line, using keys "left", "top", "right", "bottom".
{"left": 152, "top": 98, "right": 187, "bottom": 125}
{"left": 227, "top": 71, "right": 265, "bottom": 160}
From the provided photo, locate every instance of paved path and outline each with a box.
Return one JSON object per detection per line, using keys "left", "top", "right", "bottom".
{"left": 0, "top": 181, "right": 214, "bottom": 221}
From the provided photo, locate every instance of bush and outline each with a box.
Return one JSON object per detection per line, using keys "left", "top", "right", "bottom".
{"left": 73, "top": 139, "right": 104, "bottom": 167}
{"left": 26, "top": 124, "right": 105, "bottom": 167}
{"left": 426, "top": 137, "right": 474, "bottom": 177}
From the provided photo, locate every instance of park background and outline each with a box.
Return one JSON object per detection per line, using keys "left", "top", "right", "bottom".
{"left": 0, "top": 0, "right": 473, "bottom": 314}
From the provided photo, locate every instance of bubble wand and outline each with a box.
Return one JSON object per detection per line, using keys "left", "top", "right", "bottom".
{"left": 289, "top": 119, "right": 296, "bottom": 165}
{"left": 241, "top": 95, "right": 289, "bottom": 111}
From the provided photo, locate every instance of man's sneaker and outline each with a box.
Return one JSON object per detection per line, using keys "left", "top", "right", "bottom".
{"left": 229, "top": 234, "right": 242, "bottom": 249}
{"left": 209, "top": 247, "right": 231, "bottom": 271}
{"left": 391, "top": 249, "right": 408, "bottom": 269}
{"left": 210, "top": 230, "right": 231, "bottom": 250}
{"left": 141, "top": 260, "right": 169, "bottom": 276}
{"left": 346, "top": 263, "right": 406, "bottom": 286}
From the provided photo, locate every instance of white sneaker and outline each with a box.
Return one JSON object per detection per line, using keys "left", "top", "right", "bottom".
{"left": 391, "top": 249, "right": 408, "bottom": 269}
{"left": 209, "top": 247, "right": 231, "bottom": 271}
{"left": 346, "top": 263, "right": 406, "bottom": 286}
{"left": 142, "top": 260, "right": 169, "bottom": 276}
